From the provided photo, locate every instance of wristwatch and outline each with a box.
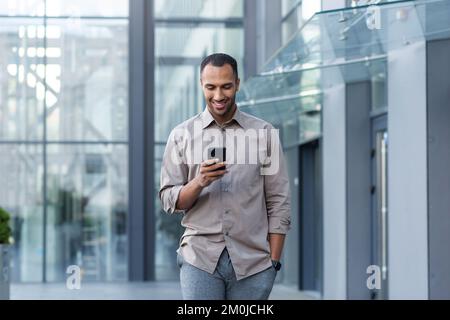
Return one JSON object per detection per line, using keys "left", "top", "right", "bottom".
{"left": 272, "top": 260, "right": 282, "bottom": 271}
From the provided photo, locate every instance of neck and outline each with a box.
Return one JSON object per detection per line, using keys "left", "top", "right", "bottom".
{"left": 211, "top": 104, "right": 237, "bottom": 126}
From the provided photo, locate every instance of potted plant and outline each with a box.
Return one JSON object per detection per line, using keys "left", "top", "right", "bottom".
{"left": 0, "top": 207, "right": 12, "bottom": 300}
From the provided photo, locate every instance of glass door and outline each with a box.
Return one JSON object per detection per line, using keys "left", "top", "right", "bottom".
{"left": 299, "top": 139, "right": 323, "bottom": 295}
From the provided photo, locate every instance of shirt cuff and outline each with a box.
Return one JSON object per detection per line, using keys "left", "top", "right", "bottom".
{"left": 268, "top": 215, "right": 291, "bottom": 234}
{"left": 161, "top": 185, "right": 185, "bottom": 214}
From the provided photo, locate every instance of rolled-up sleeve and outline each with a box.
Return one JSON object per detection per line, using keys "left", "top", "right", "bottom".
{"left": 159, "top": 129, "right": 188, "bottom": 214}
{"left": 263, "top": 127, "right": 291, "bottom": 234}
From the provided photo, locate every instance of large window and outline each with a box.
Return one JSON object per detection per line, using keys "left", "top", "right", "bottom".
{"left": 154, "top": 0, "right": 244, "bottom": 280}
{"left": 0, "top": 0, "right": 128, "bottom": 282}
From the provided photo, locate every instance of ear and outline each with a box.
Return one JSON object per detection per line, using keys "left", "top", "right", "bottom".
{"left": 236, "top": 78, "right": 240, "bottom": 91}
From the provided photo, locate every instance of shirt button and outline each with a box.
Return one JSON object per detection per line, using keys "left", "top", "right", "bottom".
{"left": 225, "top": 231, "right": 229, "bottom": 236}
{"left": 225, "top": 210, "right": 230, "bottom": 214}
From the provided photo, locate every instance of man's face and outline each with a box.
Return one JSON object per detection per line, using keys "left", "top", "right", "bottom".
{"left": 201, "top": 63, "right": 240, "bottom": 120}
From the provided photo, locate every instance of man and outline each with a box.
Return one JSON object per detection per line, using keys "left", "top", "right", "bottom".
{"left": 159, "top": 53, "right": 291, "bottom": 300}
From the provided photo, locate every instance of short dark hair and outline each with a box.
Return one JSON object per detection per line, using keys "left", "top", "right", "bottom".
{"left": 200, "top": 53, "right": 239, "bottom": 79}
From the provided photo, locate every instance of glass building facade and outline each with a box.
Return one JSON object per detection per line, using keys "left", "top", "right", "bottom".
{"left": 0, "top": 0, "right": 129, "bottom": 282}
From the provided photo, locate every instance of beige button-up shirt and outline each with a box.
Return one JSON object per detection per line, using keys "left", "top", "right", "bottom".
{"left": 159, "top": 107, "right": 291, "bottom": 280}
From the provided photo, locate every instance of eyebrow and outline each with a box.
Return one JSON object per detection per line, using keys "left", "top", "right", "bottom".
{"left": 204, "top": 82, "right": 234, "bottom": 87}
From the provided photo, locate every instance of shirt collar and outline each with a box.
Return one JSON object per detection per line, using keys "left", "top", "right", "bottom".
{"left": 201, "top": 106, "right": 246, "bottom": 130}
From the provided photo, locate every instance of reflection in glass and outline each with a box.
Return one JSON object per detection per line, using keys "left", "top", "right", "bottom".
{"left": 0, "top": 1, "right": 44, "bottom": 16}
{"left": 45, "top": 144, "right": 128, "bottom": 281}
{"left": 154, "top": 143, "right": 184, "bottom": 280}
{"left": 301, "top": 0, "right": 321, "bottom": 21}
{"left": 0, "top": 0, "right": 129, "bottom": 283}
{"left": 0, "top": 0, "right": 128, "bottom": 17}
{"left": 282, "top": 0, "right": 301, "bottom": 16}
{"left": 0, "top": 144, "right": 43, "bottom": 282}
{"left": 265, "top": 16, "right": 321, "bottom": 74}
{"left": 155, "top": 26, "right": 244, "bottom": 143}
{"left": 238, "top": 68, "right": 320, "bottom": 102}
{"left": 238, "top": 64, "right": 322, "bottom": 147}
{"left": 155, "top": 65, "right": 202, "bottom": 142}
{"left": 45, "top": 0, "right": 128, "bottom": 17}
{"left": 282, "top": 0, "right": 321, "bottom": 45}
{"left": 282, "top": 4, "right": 303, "bottom": 44}
{"left": 156, "top": 26, "right": 243, "bottom": 59}
{"left": 154, "top": 0, "right": 243, "bottom": 18}
{"left": 0, "top": 18, "right": 45, "bottom": 141}
{"left": 240, "top": 95, "right": 321, "bottom": 148}
{"left": 43, "top": 18, "right": 128, "bottom": 142}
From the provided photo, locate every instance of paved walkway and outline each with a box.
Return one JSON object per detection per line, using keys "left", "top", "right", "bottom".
{"left": 10, "top": 282, "right": 318, "bottom": 300}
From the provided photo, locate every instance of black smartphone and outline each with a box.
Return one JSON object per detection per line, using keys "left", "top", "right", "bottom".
{"left": 207, "top": 147, "right": 226, "bottom": 171}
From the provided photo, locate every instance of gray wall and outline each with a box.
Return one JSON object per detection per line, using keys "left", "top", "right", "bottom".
{"left": 282, "top": 147, "right": 300, "bottom": 287}
{"left": 387, "top": 41, "right": 428, "bottom": 299}
{"left": 427, "top": 38, "right": 450, "bottom": 299}
{"left": 322, "top": 83, "right": 347, "bottom": 299}
{"left": 345, "top": 82, "right": 372, "bottom": 299}
{"left": 255, "top": 0, "right": 282, "bottom": 73}
{"left": 129, "top": 0, "right": 155, "bottom": 281}
{"left": 244, "top": 0, "right": 258, "bottom": 79}
{"left": 321, "top": 0, "right": 348, "bottom": 301}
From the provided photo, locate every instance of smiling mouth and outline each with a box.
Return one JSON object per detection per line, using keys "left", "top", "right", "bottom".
{"left": 212, "top": 100, "right": 227, "bottom": 109}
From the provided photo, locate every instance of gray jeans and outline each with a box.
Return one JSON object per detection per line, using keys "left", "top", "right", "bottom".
{"left": 178, "top": 248, "right": 277, "bottom": 300}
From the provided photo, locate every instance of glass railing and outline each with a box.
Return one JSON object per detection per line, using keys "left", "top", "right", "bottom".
{"left": 238, "top": 0, "right": 450, "bottom": 147}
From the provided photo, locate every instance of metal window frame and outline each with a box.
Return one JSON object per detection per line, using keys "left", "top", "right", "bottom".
{"left": 281, "top": 0, "right": 303, "bottom": 23}
{"left": 42, "top": 1, "right": 48, "bottom": 283}
{"left": 244, "top": 0, "right": 258, "bottom": 79}
{"left": 154, "top": 17, "right": 243, "bottom": 28}
{"left": 128, "top": 0, "right": 155, "bottom": 281}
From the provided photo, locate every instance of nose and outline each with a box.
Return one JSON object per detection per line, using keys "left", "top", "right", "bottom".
{"left": 213, "top": 89, "right": 225, "bottom": 101}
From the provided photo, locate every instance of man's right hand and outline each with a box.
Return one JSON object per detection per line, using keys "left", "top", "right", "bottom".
{"left": 195, "top": 158, "right": 227, "bottom": 188}
{"left": 176, "top": 159, "right": 227, "bottom": 211}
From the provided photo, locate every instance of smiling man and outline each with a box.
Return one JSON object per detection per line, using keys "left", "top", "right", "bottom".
{"left": 159, "top": 53, "right": 291, "bottom": 300}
